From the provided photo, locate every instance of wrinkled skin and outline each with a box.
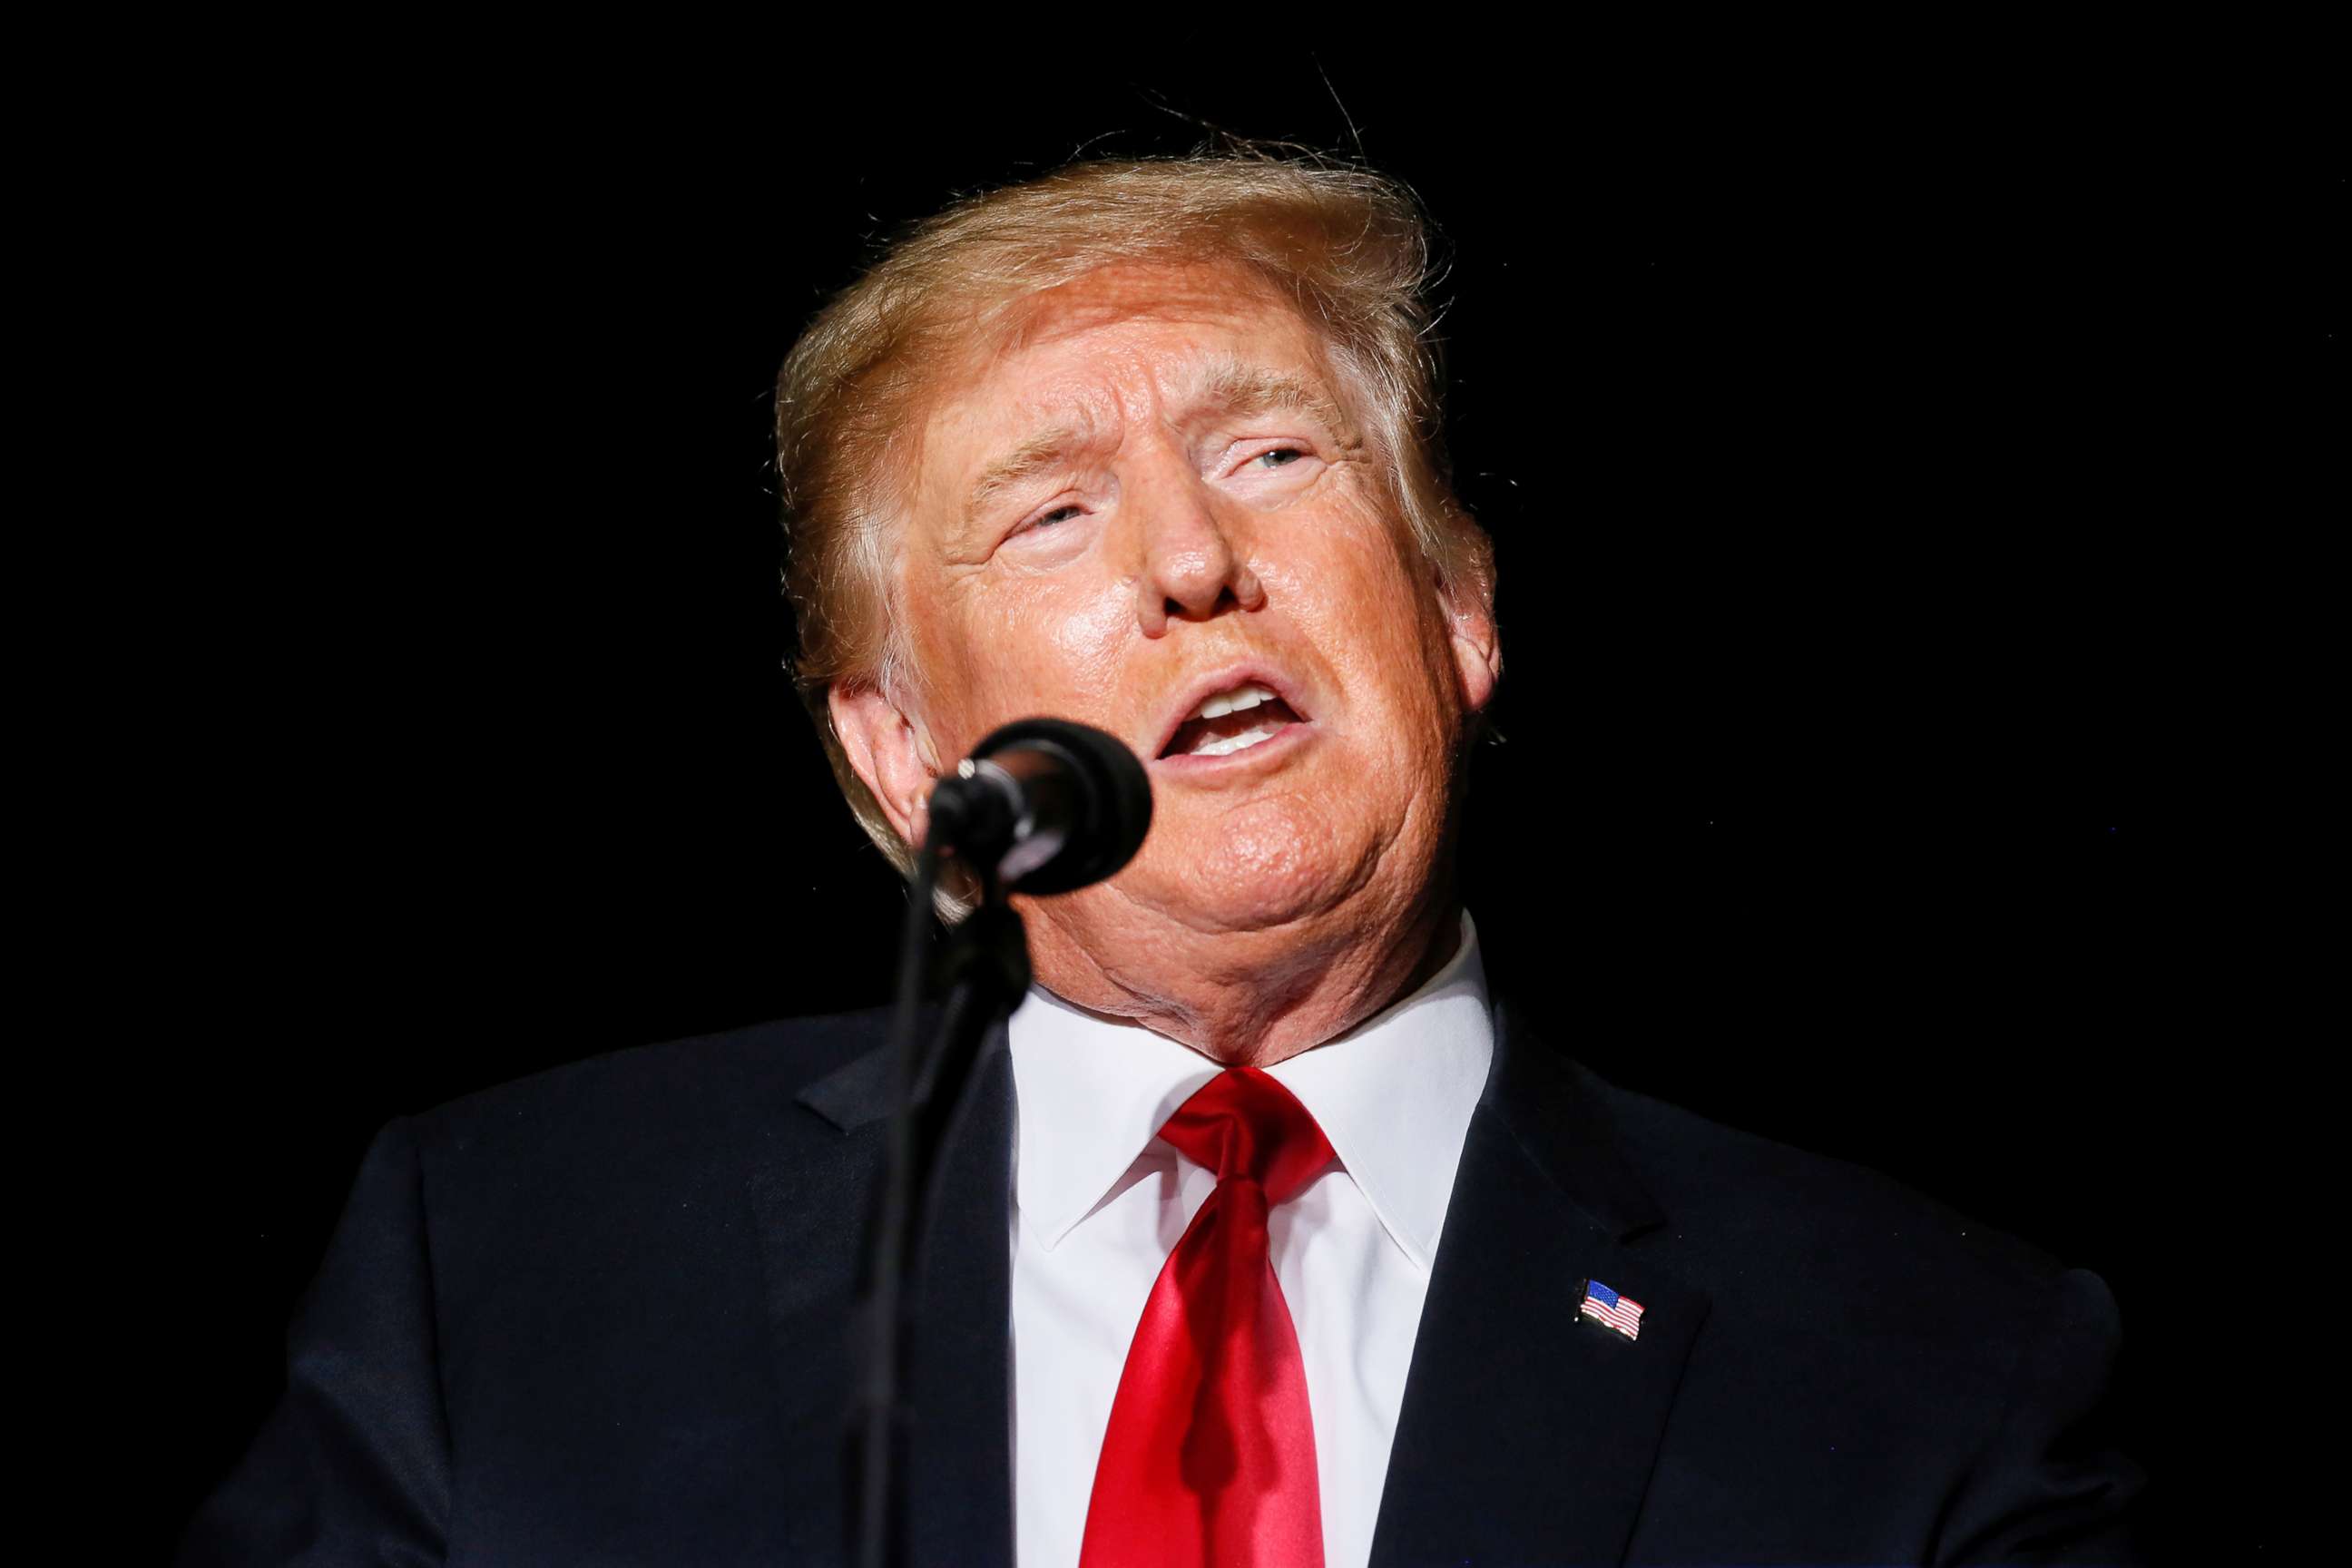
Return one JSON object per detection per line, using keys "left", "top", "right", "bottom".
{"left": 830, "top": 261, "right": 1499, "bottom": 1065}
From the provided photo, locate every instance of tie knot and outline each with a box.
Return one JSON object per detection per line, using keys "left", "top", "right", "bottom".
{"left": 1157, "top": 1066, "right": 1335, "bottom": 1204}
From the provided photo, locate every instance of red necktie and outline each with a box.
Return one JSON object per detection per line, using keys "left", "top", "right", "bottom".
{"left": 1078, "top": 1066, "right": 1337, "bottom": 1568}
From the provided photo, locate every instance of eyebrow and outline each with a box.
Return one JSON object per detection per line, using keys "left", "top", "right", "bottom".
{"left": 965, "top": 421, "right": 1094, "bottom": 521}
{"left": 1191, "top": 357, "right": 1358, "bottom": 444}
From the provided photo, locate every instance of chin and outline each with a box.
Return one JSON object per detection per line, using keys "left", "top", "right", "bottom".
{"left": 1134, "top": 796, "right": 1371, "bottom": 936}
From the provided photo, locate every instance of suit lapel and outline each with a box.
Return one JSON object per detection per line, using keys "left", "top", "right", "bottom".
{"left": 1370, "top": 1002, "right": 1710, "bottom": 1568}
{"left": 748, "top": 1024, "right": 1016, "bottom": 1566}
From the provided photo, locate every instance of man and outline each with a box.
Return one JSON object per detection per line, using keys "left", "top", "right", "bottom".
{"left": 183, "top": 153, "right": 2142, "bottom": 1565}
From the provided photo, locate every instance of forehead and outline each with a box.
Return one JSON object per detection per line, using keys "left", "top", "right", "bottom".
{"left": 916, "top": 261, "right": 1347, "bottom": 466}
{"left": 998, "top": 259, "right": 1310, "bottom": 352}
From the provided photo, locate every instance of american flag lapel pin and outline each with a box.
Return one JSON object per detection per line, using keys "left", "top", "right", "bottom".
{"left": 1578, "top": 1279, "right": 1645, "bottom": 1342}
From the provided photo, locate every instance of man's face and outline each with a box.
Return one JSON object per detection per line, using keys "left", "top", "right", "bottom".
{"left": 846, "top": 260, "right": 1496, "bottom": 983}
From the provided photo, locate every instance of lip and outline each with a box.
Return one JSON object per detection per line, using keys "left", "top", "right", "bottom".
{"left": 1147, "top": 661, "right": 1318, "bottom": 775}
{"left": 1152, "top": 713, "right": 1317, "bottom": 779}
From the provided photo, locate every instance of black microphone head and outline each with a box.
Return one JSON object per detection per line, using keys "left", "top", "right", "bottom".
{"left": 967, "top": 718, "right": 1152, "bottom": 895}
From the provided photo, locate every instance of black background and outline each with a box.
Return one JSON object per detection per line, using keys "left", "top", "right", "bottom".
{"left": 146, "top": 42, "right": 2333, "bottom": 1561}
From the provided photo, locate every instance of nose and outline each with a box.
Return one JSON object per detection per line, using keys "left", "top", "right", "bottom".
{"left": 1129, "top": 469, "right": 1266, "bottom": 638}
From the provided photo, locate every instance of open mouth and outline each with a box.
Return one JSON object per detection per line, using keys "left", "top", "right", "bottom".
{"left": 1157, "top": 680, "right": 1308, "bottom": 760}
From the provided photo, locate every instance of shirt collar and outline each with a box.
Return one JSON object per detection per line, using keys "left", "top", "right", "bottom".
{"left": 1004, "top": 911, "right": 1494, "bottom": 1273}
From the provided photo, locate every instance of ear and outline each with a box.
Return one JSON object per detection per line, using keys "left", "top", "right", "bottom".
{"left": 828, "top": 680, "right": 944, "bottom": 848}
{"left": 1436, "top": 521, "right": 1502, "bottom": 716}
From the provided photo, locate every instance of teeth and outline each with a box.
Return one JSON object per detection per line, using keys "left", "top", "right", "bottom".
{"left": 1192, "top": 682, "right": 1274, "bottom": 720}
{"left": 1193, "top": 723, "right": 1279, "bottom": 758}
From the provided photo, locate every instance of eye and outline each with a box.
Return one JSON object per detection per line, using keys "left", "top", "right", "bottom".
{"left": 1255, "top": 447, "right": 1308, "bottom": 469}
{"left": 1011, "top": 501, "right": 1087, "bottom": 540}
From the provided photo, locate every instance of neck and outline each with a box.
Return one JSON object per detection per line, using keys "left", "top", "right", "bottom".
{"left": 1018, "top": 877, "right": 1463, "bottom": 1068}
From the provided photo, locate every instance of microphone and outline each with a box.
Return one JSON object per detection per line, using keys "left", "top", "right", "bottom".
{"left": 924, "top": 718, "right": 1152, "bottom": 895}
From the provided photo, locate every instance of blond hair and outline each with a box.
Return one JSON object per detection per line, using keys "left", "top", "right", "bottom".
{"left": 776, "top": 151, "right": 1488, "bottom": 880}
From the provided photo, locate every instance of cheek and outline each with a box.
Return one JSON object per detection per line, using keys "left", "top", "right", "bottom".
{"left": 1270, "top": 532, "right": 1457, "bottom": 740}
{"left": 1043, "top": 588, "right": 1134, "bottom": 687}
{"left": 941, "top": 576, "right": 1136, "bottom": 744}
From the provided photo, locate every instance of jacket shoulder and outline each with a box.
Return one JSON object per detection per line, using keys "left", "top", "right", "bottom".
{"left": 411, "top": 1004, "right": 890, "bottom": 1152}
{"left": 1565, "top": 1058, "right": 2109, "bottom": 1413}
{"left": 394, "top": 1005, "right": 894, "bottom": 1230}
{"left": 1586, "top": 1063, "right": 2070, "bottom": 1298}
{"left": 1570, "top": 1067, "right": 2141, "bottom": 1562}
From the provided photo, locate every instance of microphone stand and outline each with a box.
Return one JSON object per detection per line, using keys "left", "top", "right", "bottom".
{"left": 849, "top": 845, "right": 1030, "bottom": 1568}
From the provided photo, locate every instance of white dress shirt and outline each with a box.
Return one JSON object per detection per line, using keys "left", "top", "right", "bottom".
{"left": 1004, "top": 912, "right": 1494, "bottom": 1568}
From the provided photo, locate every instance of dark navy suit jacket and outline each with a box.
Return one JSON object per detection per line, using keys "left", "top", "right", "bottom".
{"left": 181, "top": 996, "right": 2143, "bottom": 1564}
